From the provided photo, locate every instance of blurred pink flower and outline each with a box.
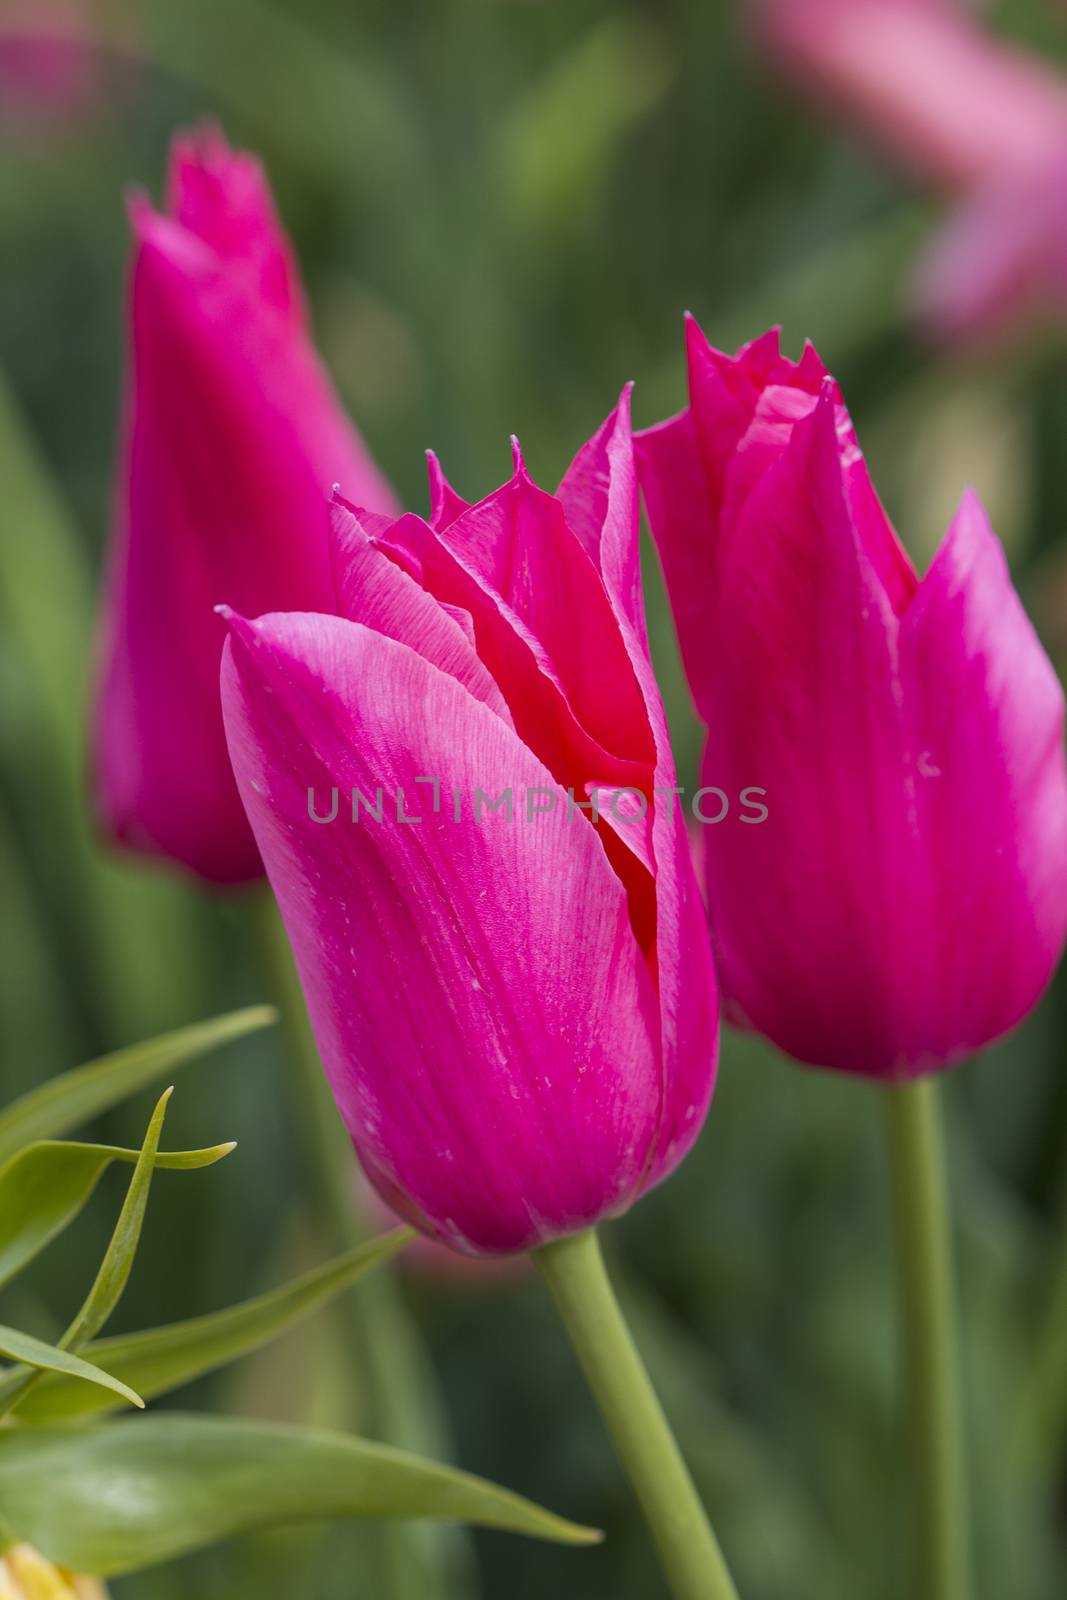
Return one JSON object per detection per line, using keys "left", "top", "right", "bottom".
{"left": 637, "top": 318, "right": 1067, "bottom": 1076}
{"left": 758, "top": 0, "right": 1067, "bottom": 339}
{"left": 94, "top": 125, "right": 397, "bottom": 884}
{"left": 0, "top": 1, "right": 98, "bottom": 125}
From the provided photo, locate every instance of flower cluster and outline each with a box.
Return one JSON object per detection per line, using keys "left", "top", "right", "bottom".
{"left": 94, "top": 127, "right": 1067, "bottom": 1256}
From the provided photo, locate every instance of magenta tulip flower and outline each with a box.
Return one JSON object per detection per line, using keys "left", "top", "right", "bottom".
{"left": 94, "top": 123, "right": 397, "bottom": 884}
{"left": 219, "top": 394, "right": 718, "bottom": 1254}
{"left": 637, "top": 318, "right": 1067, "bottom": 1079}
{"left": 757, "top": 0, "right": 1067, "bottom": 340}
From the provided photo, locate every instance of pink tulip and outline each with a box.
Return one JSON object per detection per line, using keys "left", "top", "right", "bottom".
{"left": 757, "top": 0, "right": 1067, "bottom": 339}
{"left": 637, "top": 318, "right": 1067, "bottom": 1077}
{"left": 219, "top": 396, "right": 719, "bottom": 1253}
{"left": 94, "top": 124, "right": 397, "bottom": 884}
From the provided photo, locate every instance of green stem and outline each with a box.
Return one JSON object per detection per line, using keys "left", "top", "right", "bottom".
{"left": 533, "top": 1227, "right": 739, "bottom": 1600}
{"left": 250, "top": 891, "right": 474, "bottom": 1600}
{"left": 882, "top": 1079, "right": 970, "bottom": 1600}
{"left": 1011, "top": 1165, "right": 1067, "bottom": 1477}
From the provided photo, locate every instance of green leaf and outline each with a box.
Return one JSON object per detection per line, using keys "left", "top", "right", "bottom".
{"left": 0, "top": 1138, "right": 236, "bottom": 1292}
{"left": 0, "top": 1327, "right": 142, "bottom": 1413}
{"left": 0, "top": 1415, "right": 601, "bottom": 1576}
{"left": 58, "top": 1090, "right": 172, "bottom": 1353}
{"left": 16, "top": 1229, "right": 414, "bottom": 1422}
{"left": 0, "top": 1006, "right": 275, "bottom": 1167}
{"left": 0, "top": 1092, "right": 172, "bottom": 1415}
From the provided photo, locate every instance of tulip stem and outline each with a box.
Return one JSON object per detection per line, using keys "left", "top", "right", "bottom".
{"left": 882, "top": 1079, "right": 970, "bottom": 1600}
{"left": 533, "top": 1227, "right": 739, "bottom": 1600}
{"left": 1011, "top": 1185, "right": 1067, "bottom": 1475}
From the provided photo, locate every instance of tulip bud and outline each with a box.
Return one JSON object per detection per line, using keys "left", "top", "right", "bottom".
{"left": 0, "top": 1545, "right": 106, "bottom": 1600}
{"left": 93, "top": 123, "right": 398, "bottom": 884}
{"left": 220, "top": 395, "right": 719, "bottom": 1253}
{"left": 637, "top": 318, "right": 1067, "bottom": 1077}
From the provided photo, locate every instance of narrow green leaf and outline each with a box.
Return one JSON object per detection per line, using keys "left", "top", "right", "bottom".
{"left": 59, "top": 1090, "right": 171, "bottom": 1352}
{"left": 0, "top": 1093, "right": 172, "bottom": 1415}
{"left": 0, "top": 1139, "right": 236, "bottom": 1292}
{"left": 0, "top": 1006, "right": 275, "bottom": 1167}
{"left": 0, "top": 1416, "right": 601, "bottom": 1575}
{"left": 0, "top": 1328, "right": 142, "bottom": 1413}
{"left": 15, "top": 1229, "right": 413, "bottom": 1422}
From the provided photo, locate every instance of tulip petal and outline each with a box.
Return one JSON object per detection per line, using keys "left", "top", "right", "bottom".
{"left": 894, "top": 492, "right": 1067, "bottom": 1062}
{"left": 431, "top": 466, "right": 654, "bottom": 768}
{"left": 372, "top": 501, "right": 653, "bottom": 808}
{"left": 683, "top": 318, "right": 827, "bottom": 508}
{"left": 220, "top": 610, "right": 662, "bottom": 1253}
{"left": 329, "top": 497, "right": 512, "bottom": 722}
{"left": 635, "top": 408, "right": 719, "bottom": 724}
{"left": 563, "top": 393, "right": 719, "bottom": 1184}
{"left": 426, "top": 451, "right": 471, "bottom": 530}
{"left": 557, "top": 386, "right": 646, "bottom": 645}
{"left": 701, "top": 391, "right": 913, "bottom": 1073}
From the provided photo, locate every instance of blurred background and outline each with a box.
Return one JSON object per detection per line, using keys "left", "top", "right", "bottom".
{"left": 2, "top": 0, "right": 1067, "bottom": 1596}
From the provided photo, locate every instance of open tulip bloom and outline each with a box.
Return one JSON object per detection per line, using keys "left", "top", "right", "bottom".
{"left": 638, "top": 317, "right": 1067, "bottom": 1599}
{"left": 637, "top": 318, "right": 1067, "bottom": 1079}
{"left": 221, "top": 395, "right": 718, "bottom": 1256}
{"left": 219, "top": 398, "right": 739, "bottom": 1598}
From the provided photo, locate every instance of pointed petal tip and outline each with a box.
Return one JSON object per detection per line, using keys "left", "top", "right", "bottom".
{"left": 608, "top": 383, "right": 634, "bottom": 440}
{"left": 946, "top": 485, "right": 1001, "bottom": 560}
{"left": 684, "top": 310, "right": 711, "bottom": 355}
{"left": 509, "top": 435, "right": 527, "bottom": 477}
{"left": 806, "top": 383, "right": 844, "bottom": 460}
{"left": 329, "top": 485, "right": 371, "bottom": 523}
{"left": 214, "top": 605, "right": 258, "bottom": 652}
{"left": 425, "top": 447, "right": 446, "bottom": 493}
{"left": 171, "top": 117, "right": 233, "bottom": 175}
{"left": 425, "top": 449, "right": 474, "bottom": 529}
{"left": 125, "top": 186, "right": 156, "bottom": 234}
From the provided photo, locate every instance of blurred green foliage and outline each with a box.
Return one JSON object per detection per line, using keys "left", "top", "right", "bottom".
{"left": 1, "top": 1, "right": 1066, "bottom": 1596}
